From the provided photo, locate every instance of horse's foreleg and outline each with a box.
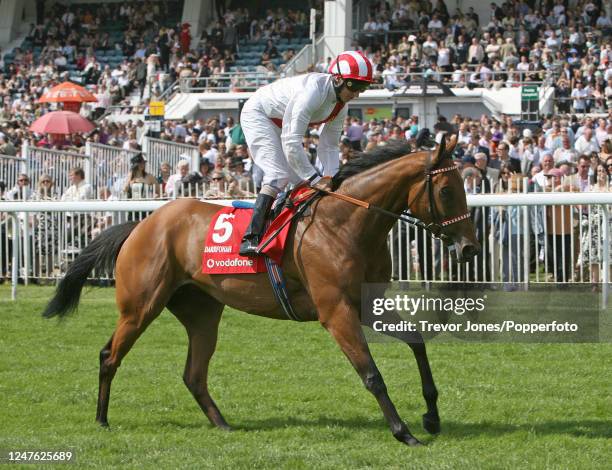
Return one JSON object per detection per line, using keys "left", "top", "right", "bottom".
{"left": 365, "top": 281, "right": 440, "bottom": 434}
{"left": 407, "top": 337, "right": 439, "bottom": 434}
{"left": 321, "top": 299, "right": 421, "bottom": 446}
{"left": 373, "top": 311, "right": 440, "bottom": 435}
{"left": 167, "top": 286, "right": 231, "bottom": 430}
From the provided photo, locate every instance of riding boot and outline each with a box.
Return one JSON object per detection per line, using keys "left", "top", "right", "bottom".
{"left": 239, "top": 193, "right": 275, "bottom": 256}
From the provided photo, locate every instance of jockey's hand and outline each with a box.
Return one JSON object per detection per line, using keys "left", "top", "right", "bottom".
{"left": 309, "top": 175, "right": 334, "bottom": 192}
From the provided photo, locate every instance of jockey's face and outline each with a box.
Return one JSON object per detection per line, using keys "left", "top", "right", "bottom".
{"left": 338, "top": 86, "right": 361, "bottom": 103}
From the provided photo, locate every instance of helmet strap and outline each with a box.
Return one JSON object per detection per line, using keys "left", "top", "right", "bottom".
{"left": 332, "top": 75, "right": 345, "bottom": 102}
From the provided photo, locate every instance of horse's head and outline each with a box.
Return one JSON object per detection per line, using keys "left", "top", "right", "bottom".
{"left": 407, "top": 134, "right": 480, "bottom": 263}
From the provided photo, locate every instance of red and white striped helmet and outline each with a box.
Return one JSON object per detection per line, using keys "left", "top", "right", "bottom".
{"left": 328, "top": 50, "right": 375, "bottom": 83}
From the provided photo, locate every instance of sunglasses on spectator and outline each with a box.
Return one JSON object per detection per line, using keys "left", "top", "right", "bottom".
{"left": 41, "top": 180, "right": 52, "bottom": 183}
{"left": 345, "top": 79, "right": 370, "bottom": 93}
{"left": 213, "top": 177, "right": 224, "bottom": 181}
{"left": 18, "top": 178, "right": 29, "bottom": 182}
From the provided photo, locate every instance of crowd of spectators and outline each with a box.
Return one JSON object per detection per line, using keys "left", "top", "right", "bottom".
{"left": 349, "top": 0, "right": 611, "bottom": 113}
{"left": 0, "top": 1, "right": 313, "bottom": 156}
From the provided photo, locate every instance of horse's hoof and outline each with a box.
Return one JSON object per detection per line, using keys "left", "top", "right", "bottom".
{"left": 423, "top": 412, "right": 440, "bottom": 434}
{"left": 217, "top": 424, "right": 233, "bottom": 432}
{"left": 394, "top": 433, "right": 423, "bottom": 446}
{"left": 403, "top": 436, "right": 423, "bottom": 446}
{"left": 97, "top": 420, "right": 110, "bottom": 429}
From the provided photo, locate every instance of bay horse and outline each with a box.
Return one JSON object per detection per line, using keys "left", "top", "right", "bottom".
{"left": 43, "top": 135, "right": 479, "bottom": 446}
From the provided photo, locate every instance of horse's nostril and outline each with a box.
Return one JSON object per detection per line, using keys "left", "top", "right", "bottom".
{"left": 462, "top": 244, "right": 479, "bottom": 259}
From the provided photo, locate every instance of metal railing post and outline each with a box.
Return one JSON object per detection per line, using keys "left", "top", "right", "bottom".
{"left": 20, "top": 140, "right": 29, "bottom": 174}
{"left": 522, "top": 177, "right": 530, "bottom": 290}
{"left": 21, "top": 212, "right": 29, "bottom": 286}
{"left": 9, "top": 213, "right": 19, "bottom": 300}
{"left": 602, "top": 205, "right": 609, "bottom": 310}
{"left": 84, "top": 141, "right": 93, "bottom": 184}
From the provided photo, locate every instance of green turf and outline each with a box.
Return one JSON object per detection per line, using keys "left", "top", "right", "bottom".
{"left": 0, "top": 286, "right": 610, "bottom": 469}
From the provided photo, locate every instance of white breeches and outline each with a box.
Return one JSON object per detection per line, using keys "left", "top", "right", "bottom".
{"left": 241, "top": 101, "right": 301, "bottom": 192}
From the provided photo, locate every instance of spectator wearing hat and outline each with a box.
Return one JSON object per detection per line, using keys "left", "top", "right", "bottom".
{"left": 124, "top": 153, "right": 157, "bottom": 199}
{"left": 228, "top": 156, "right": 251, "bottom": 191}
{"left": 196, "top": 158, "right": 214, "bottom": 184}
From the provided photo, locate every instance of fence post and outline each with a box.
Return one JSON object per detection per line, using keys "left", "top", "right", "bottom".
{"left": 522, "top": 177, "right": 530, "bottom": 291}
{"left": 9, "top": 213, "right": 19, "bottom": 300}
{"left": 84, "top": 141, "right": 93, "bottom": 184}
{"left": 21, "top": 139, "right": 29, "bottom": 174}
{"left": 190, "top": 149, "right": 199, "bottom": 173}
{"left": 602, "top": 205, "right": 609, "bottom": 310}
{"left": 142, "top": 135, "right": 150, "bottom": 158}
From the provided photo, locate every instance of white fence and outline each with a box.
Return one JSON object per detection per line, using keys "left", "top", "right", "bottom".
{"left": 0, "top": 138, "right": 206, "bottom": 198}
{"left": 88, "top": 143, "right": 141, "bottom": 197}
{"left": 26, "top": 144, "right": 90, "bottom": 195}
{"left": 143, "top": 137, "right": 200, "bottom": 176}
{"left": 0, "top": 154, "right": 26, "bottom": 189}
{"left": 0, "top": 193, "right": 609, "bottom": 307}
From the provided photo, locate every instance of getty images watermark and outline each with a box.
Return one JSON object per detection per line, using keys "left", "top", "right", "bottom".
{"left": 361, "top": 283, "right": 605, "bottom": 343}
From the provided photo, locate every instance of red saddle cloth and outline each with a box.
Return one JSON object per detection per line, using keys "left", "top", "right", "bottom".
{"left": 202, "top": 187, "right": 316, "bottom": 275}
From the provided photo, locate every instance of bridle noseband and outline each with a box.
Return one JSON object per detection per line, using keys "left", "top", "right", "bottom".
{"left": 422, "top": 158, "right": 472, "bottom": 241}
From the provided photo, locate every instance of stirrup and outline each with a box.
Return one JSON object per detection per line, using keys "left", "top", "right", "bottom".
{"left": 239, "top": 237, "right": 260, "bottom": 257}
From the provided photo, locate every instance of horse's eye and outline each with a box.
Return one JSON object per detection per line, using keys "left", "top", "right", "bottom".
{"left": 440, "top": 187, "right": 452, "bottom": 199}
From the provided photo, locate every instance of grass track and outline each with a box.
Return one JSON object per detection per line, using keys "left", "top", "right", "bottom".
{"left": 0, "top": 286, "right": 611, "bottom": 469}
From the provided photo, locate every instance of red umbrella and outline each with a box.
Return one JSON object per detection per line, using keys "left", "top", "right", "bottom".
{"left": 29, "top": 111, "right": 95, "bottom": 134}
{"left": 38, "top": 81, "right": 98, "bottom": 103}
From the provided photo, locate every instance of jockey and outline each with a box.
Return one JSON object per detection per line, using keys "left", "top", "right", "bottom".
{"left": 239, "top": 50, "right": 375, "bottom": 256}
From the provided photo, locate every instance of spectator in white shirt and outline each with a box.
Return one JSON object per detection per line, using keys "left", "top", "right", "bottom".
{"left": 571, "top": 82, "right": 588, "bottom": 112}
{"left": 553, "top": 136, "right": 579, "bottom": 164}
{"left": 165, "top": 160, "right": 190, "bottom": 197}
{"left": 61, "top": 167, "right": 93, "bottom": 201}
{"left": 574, "top": 128, "right": 600, "bottom": 155}
{"left": 427, "top": 14, "right": 443, "bottom": 30}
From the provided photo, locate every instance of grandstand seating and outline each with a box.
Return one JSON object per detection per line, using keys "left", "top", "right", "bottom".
{"left": 231, "top": 37, "right": 310, "bottom": 72}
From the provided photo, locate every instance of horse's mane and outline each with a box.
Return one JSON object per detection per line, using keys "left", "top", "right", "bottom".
{"left": 332, "top": 140, "right": 414, "bottom": 189}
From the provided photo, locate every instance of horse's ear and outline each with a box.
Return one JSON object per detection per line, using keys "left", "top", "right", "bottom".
{"left": 433, "top": 133, "right": 446, "bottom": 165}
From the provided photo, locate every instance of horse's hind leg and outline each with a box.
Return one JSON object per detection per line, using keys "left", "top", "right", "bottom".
{"left": 96, "top": 286, "right": 170, "bottom": 427}
{"left": 167, "top": 284, "right": 230, "bottom": 430}
{"left": 96, "top": 334, "right": 114, "bottom": 425}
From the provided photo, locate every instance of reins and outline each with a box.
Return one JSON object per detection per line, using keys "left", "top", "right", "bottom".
{"left": 317, "top": 155, "right": 471, "bottom": 243}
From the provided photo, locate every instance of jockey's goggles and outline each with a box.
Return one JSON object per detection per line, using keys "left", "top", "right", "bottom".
{"left": 344, "top": 79, "right": 370, "bottom": 93}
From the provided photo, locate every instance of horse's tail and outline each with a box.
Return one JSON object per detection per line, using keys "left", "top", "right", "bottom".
{"left": 42, "top": 221, "right": 139, "bottom": 319}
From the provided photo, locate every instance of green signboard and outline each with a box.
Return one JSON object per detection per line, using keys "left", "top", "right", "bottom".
{"left": 521, "top": 85, "right": 539, "bottom": 101}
